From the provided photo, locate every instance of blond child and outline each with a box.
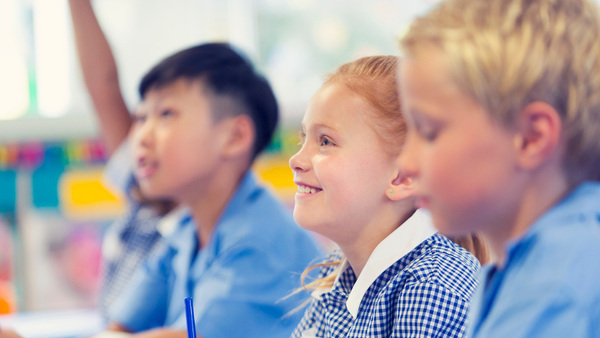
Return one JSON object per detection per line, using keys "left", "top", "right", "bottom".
{"left": 289, "top": 56, "right": 484, "bottom": 337}
{"left": 399, "top": 0, "right": 600, "bottom": 336}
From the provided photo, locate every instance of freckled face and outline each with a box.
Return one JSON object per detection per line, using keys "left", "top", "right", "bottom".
{"left": 289, "top": 83, "right": 397, "bottom": 243}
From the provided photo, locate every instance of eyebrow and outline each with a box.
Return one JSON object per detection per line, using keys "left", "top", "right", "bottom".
{"left": 403, "top": 104, "right": 426, "bottom": 117}
{"left": 132, "top": 107, "right": 147, "bottom": 116}
{"left": 303, "top": 122, "right": 340, "bottom": 134}
{"left": 297, "top": 129, "right": 306, "bottom": 140}
{"left": 404, "top": 105, "right": 437, "bottom": 122}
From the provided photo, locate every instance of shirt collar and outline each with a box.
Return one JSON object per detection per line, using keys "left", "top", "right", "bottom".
{"left": 163, "top": 171, "right": 259, "bottom": 251}
{"left": 217, "top": 171, "right": 260, "bottom": 225}
{"left": 157, "top": 205, "right": 190, "bottom": 238}
{"left": 346, "top": 209, "right": 437, "bottom": 317}
{"left": 503, "top": 181, "right": 600, "bottom": 266}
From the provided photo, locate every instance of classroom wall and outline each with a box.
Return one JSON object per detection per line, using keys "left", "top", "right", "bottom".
{"left": 0, "top": 0, "right": 444, "bottom": 312}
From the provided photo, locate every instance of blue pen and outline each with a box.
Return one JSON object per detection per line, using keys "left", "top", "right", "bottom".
{"left": 185, "top": 297, "right": 197, "bottom": 338}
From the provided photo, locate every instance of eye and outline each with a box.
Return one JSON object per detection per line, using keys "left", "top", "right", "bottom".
{"left": 418, "top": 127, "right": 438, "bottom": 141}
{"left": 132, "top": 113, "right": 147, "bottom": 124}
{"left": 160, "top": 109, "right": 174, "bottom": 118}
{"left": 414, "top": 120, "right": 439, "bottom": 142}
{"left": 420, "top": 126, "right": 439, "bottom": 141}
{"left": 320, "top": 136, "right": 334, "bottom": 146}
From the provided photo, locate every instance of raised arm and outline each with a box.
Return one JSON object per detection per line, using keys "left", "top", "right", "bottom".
{"left": 68, "top": 0, "right": 132, "bottom": 155}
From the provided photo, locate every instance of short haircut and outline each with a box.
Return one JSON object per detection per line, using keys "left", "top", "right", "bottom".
{"left": 139, "top": 43, "right": 278, "bottom": 161}
{"left": 401, "top": 0, "right": 600, "bottom": 184}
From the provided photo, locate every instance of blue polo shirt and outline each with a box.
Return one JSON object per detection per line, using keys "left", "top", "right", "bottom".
{"left": 467, "top": 181, "right": 600, "bottom": 337}
{"left": 109, "top": 172, "right": 322, "bottom": 337}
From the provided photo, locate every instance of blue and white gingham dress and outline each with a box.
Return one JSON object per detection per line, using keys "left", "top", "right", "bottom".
{"left": 292, "top": 234, "right": 480, "bottom": 338}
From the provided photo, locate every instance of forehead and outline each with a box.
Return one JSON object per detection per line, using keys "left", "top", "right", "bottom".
{"left": 302, "top": 83, "right": 372, "bottom": 129}
{"left": 401, "top": 53, "right": 504, "bottom": 145}
{"left": 400, "top": 51, "right": 479, "bottom": 118}
{"left": 142, "top": 79, "right": 211, "bottom": 103}
{"left": 137, "top": 78, "right": 216, "bottom": 111}
{"left": 401, "top": 51, "right": 456, "bottom": 100}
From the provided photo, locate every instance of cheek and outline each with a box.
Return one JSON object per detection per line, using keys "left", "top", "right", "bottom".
{"left": 420, "top": 145, "right": 456, "bottom": 186}
{"left": 431, "top": 137, "right": 512, "bottom": 201}
{"left": 158, "top": 125, "right": 198, "bottom": 154}
{"left": 417, "top": 137, "right": 478, "bottom": 202}
{"left": 314, "top": 158, "right": 343, "bottom": 191}
{"left": 129, "top": 127, "right": 144, "bottom": 150}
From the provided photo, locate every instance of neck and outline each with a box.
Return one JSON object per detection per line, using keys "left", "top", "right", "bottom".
{"left": 339, "top": 205, "right": 414, "bottom": 277}
{"left": 182, "top": 164, "right": 245, "bottom": 249}
{"left": 484, "top": 165, "right": 570, "bottom": 266}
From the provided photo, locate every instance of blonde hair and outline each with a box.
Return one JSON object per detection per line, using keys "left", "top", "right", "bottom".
{"left": 299, "top": 56, "right": 490, "bottom": 293}
{"left": 400, "top": 0, "right": 600, "bottom": 184}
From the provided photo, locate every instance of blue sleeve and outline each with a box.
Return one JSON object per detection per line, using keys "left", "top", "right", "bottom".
{"left": 393, "top": 281, "right": 469, "bottom": 338}
{"left": 170, "top": 244, "right": 307, "bottom": 338}
{"left": 107, "top": 246, "right": 174, "bottom": 332}
{"left": 472, "top": 287, "right": 600, "bottom": 337}
{"left": 102, "top": 139, "right": 135, "bottom": 196}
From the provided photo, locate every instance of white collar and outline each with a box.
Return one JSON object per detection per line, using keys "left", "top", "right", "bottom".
{"left": 346, "top": 209, "right": 437, "bottom": 317}
{"left": 157, "top": 205, "right": 190, "bottom": 238}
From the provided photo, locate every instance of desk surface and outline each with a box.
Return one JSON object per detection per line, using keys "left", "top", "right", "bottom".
{"left": 0, "top": 309, "right": 104, "bottom": 338}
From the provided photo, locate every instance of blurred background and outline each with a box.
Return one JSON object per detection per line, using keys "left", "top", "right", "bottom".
{"left": 0, "top": 0, "right": 446, "bottom": 315}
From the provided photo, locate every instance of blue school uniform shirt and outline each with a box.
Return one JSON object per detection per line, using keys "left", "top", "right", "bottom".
{"left": 109, "top": 172, "right": 322, "bottom": 337}
{"left": 466, "top": 181, "right": 600, "bottom": 338}
{"left": 292, "top": 210, "right": 480, "bottom": 338}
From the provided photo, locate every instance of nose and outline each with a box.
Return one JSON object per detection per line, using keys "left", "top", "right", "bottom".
{"left": 131, "top": 117, "right": 155, "bottom": 150}
{"left": 289, "top": 144, "right": 310, "bottom": 173}
{"left": 398, "top": 132, "right": 419, "bottom": 179}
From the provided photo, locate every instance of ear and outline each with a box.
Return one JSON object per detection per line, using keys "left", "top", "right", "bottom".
{"left": 221, "top": 115, "right": 255, "bottom": 159}
{"left": 513, "top": 101, "right": 562, "bottom": 170}
{"left": 386, "top": 171, "right": 415, "bottom": 201}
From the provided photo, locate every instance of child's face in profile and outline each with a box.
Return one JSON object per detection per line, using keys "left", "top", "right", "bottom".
{"left": 289, "top": 83, "right": 399, "bottom": 244}
{"left": 398, "top": 49, "right": 523, "bottom": 237}
{"left": 130, "top": 79, "right": 229, "bottom": 201}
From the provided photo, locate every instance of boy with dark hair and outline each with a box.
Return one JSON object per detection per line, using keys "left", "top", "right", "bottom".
{"left": 99, "top": 42, "right": 321, "bottom": 337}
{"left": 68, "top": 3, "right": 320, "bottom": 337}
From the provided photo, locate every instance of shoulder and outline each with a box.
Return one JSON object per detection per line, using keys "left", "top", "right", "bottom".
{"left": 502, "top": 211, "right": 600, "bottom": 307}
{"left": 391, "top": 278, "right": 470, "bottom": 337}
{"left": 223, "top": 181, "right": 294, "bottom": 234}
{"left": 400, "top": 234, "right": 480, "bottom": 302}
{"left": 219, "top": 184, "right": 319, "bottom": 253}
{"left": 522, "top": 182, "right": 600, "bottom": 273}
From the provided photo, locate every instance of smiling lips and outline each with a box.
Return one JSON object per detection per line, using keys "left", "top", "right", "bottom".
{"left": 296, "top": 184, "right": 322, "bottom": 194}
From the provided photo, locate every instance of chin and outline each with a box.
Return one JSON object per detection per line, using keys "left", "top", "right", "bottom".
{"left": 137, "top": 185, "right": 170, "bottom": 201}
{"left": 432, "top": 214, "right": 472, "bottom": 237}
{"left": 293, "top": 213, "right": 320, "bottom": 232}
